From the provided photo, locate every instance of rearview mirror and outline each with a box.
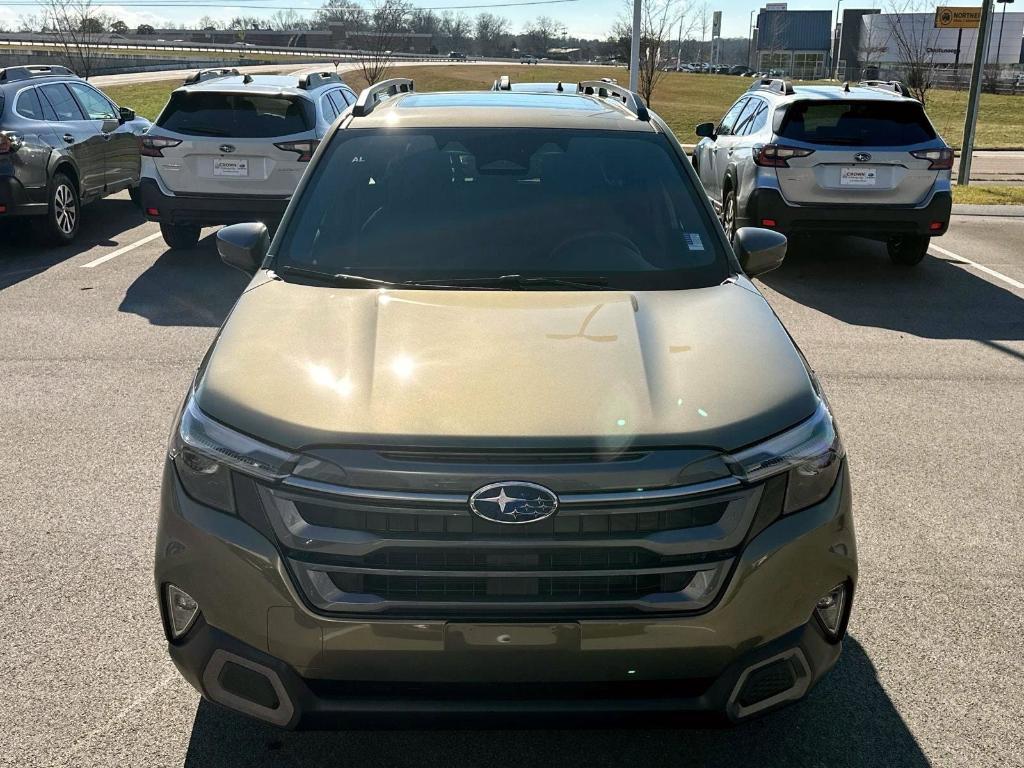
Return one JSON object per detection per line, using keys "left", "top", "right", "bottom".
{"left": 734, "top": 227, "right": 787, "bottom": 277}
{"left": 695, "top": 122, "right": 716, "bottom": 139}
{"left": 119, "top": 106, "right": 136, "bottom": 123}
{"left": 218, "top": 222, "right": 269, "bottom": 275}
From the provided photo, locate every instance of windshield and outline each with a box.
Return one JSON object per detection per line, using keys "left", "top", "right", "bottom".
{"left": 778, "top": 100, "right": 937, "bottom": 146}
{"left": 273, "top": 128, "right": 728, "bottom": 290}
{"left": 158, "top": 91, "right": 314, "bottom": 137}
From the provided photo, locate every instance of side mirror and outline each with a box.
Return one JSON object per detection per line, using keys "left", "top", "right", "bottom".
{"left": 695, "top": 122, "right": 716, "bottom": 139}
{"left": 218, "top": 222, "right": 269, "bottom": 275}
{"left": 119, "top": 106, "right": 136, "bottom": 123}
{"left": 734, "top": 227, "right": 787, "bottom": 277}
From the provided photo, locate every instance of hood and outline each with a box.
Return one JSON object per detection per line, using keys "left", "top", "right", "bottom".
{"left": 195, "top": 276, "right": 817, "bottom": 452}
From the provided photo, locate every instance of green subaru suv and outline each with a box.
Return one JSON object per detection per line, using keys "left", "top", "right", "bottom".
{"left": 155, "top": 79, "right": 856, "bottom": 727}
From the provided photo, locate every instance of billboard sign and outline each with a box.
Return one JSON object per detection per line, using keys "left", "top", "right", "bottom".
{"left": 712, "top": 10, "right": 722, "bottom": 37}
{"left": 934, "top": 6, "right": 982, "bottom": 29}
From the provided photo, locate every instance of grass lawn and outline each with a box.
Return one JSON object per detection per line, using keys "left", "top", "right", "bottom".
{"left": 952, "top": 184, "right": 1024, "bottom": 205}
{"left": 104, "top": 63, "right": 1024, "bottom": 151}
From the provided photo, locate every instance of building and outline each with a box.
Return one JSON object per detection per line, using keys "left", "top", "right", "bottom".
{"left": 857, "top": 11, "right": 1024, "bottom": 70}
{"left": 753, "top": 4, "right": 831, "bottom": 78}
{"left": 836, "top": 9, "right": 880, "bottom": 80}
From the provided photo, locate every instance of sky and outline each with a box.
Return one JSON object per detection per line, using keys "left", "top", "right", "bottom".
{"left": 2, "top": 0, "right": 889, "bottom": 43}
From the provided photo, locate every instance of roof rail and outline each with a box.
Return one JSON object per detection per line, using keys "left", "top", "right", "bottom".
{"left": 577, "top": 80, "right": 649, "bottom": 121}
{"left": 747, "top": 77, "right": 794, "bottom": 96}
{"left": 493, "top": 74, "right": 511, "bottom": 90}
{"left": 859, "top": 79, "right": 905, "bottom": 96}
{"left": 299, "top": 71, "right": 343, "bottom": 90}
{"left": 351, "top": 78, "right": 414, "bottom": 117}
{"left": 0, "top": 65, "right": 77, "bottom": 83}
{"left": 183, "top": 68, "right": 239, "bottom": 85}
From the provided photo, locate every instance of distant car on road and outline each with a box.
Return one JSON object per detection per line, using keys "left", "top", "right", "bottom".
{"left": 692, "top": 78, "right": 953, "bottom": 266}
{"left": 520, "top": 54, "right": 539, "bottom": 64}
{"left": 138, "top": 68, "right": 357, "bottom": 250}
{"left": 0, "top": 64, "right": 149, "bottom": 244}
{"left": 448, "top": 51, "right": 467, "bottom": 60}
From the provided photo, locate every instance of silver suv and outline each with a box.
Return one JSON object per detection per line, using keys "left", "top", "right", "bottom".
{"left": 692, "top": 79, "right": 953, "bottom": 266}
{"left": 139, "top": 68, "right": 356, "bottom": 250}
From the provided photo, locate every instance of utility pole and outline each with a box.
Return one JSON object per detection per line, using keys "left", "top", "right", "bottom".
{"left": 958, "top": 0, "right": 996, "bottom": 186}
{"left": 995, "top": 0, "right": 1014, "bottom": 67}
{"left": 629, "top": 0, "right": 641, "bottom": 92}
{"left": 747, "top": 10, "right": 756, "bottom": 68}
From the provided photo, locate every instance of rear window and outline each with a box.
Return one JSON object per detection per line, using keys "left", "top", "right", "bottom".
{"left": 778, "top": 100, "right": 936, "bottom": 146}
{"left": 157, "top": 91, "right": 313, "bottom": 137}
{"left": 274, "top": 128, "right": 727, "bottom": 291}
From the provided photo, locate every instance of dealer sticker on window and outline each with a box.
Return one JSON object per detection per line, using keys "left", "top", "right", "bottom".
{"left": 683, "top": 233, "right": 704, "bottom": 251}
{"left": 840, "top": 166, "right": 877, "bottom": 187}
{"left": 213, "top": 158, "right": 249, "bottom": 177}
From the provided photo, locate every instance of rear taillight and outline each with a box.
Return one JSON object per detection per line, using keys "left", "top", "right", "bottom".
{"left": 752, "top": 144, "right": 815, "bottom": 168}
{"left": 274, "top": 139, "right": 319, "bottom": 162}
{"left": 910, "top": 148, "right": 954, "bottom": 170}
{"left": 139, "top": 134, "right": 182, "bottom": 157}
{"left": 0, "top": 132, "right": 23, "bottom": 154}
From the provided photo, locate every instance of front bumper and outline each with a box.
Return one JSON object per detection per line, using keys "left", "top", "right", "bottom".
{"left": 743, "top": 187, "right": 952, "bottom": 239}
{"left": 138, "top": 177, "right": 290, "bottom": 227}
{"left": 155, "top": 461, "right": 857, "bottom": 727}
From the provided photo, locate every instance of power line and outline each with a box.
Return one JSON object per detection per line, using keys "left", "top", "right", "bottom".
{"left": 4, "top": 0, "right": 585, "bottom": 9}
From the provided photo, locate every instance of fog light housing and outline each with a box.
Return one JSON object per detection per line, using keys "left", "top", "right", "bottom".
{"left": 814, "top": 583, "right": 848, "bottom": 638}
{"left": 166, "top": 584, "right": 200, "bottom": 639}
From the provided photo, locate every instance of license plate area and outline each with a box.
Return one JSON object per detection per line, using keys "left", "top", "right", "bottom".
{"left": 213, "top": 157, "right": 249, "bottom": 177}
{"left": 840, "top": 166, "right": 877, "bottom": 186}
{"left": 445, "top": 623, "right": 581, "bottom": 651}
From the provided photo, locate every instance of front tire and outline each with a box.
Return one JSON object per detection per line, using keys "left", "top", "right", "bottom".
{"left": 33, "top": 172, "right": 80, "bottom": 246}
{"left": 887, "top": 235, "right": 929, "bottom": 266}
{"left": 160, "top": 222, "right": 201, "bottom": 250}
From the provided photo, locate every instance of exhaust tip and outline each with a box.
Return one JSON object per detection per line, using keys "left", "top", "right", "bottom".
{"left": 202, "top": 649, "right": 295, "bottom": 726}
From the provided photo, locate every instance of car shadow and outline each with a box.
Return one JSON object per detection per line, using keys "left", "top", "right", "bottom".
{"left": 758, "top": 236, "right": 1024, "bottom": 353}
{"left": 0, "top": 197, "right": 143, "bottom": 292}
{"left": 182, "top": 636, "right": 927, "bottom": 768}
{"left": 118, "top": 232, "right": 248, "bottom": 327}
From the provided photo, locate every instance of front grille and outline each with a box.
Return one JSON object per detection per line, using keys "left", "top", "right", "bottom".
{"left": 294, "top": 501, "right": 729, "bottom": 538}
{"left": 262, "top": 468, "right": 774, "bottom": 618}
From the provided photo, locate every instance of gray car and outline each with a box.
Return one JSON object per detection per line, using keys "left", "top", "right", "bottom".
{"left": 139, "top": 69, "right": 357, "bottom": 250}
{"left": 0, "top": 64, "right": 149, "bottom": 244}
{"left": 155, "top": 79, "right": 856, "bottom": 728}
{"left": 692, "top": 79, "right": 953, "bottom": 266}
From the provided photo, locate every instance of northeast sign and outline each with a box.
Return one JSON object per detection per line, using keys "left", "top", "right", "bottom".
{"left": 935, "top": 6, "right": 982, "bottom": 28}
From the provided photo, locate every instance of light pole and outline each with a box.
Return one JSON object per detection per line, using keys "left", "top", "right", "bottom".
{"left": 629, "top": 0, "right": 641, "bottom": 92}
{"left": 831, "top": 0, "right": 846, "bottom": 79}
{"left": 747, "top": 10, "right": 756, "bottom": 69}
{"left": 995, "top": 0, "right": 1015, "bottom": 68}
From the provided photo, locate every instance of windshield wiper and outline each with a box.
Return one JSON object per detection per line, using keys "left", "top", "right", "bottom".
{"left": 417, "top": 274, "right": 612, "bottom": 290}
{"left": 274, "top": 266, "right": 399, "bottom": 288}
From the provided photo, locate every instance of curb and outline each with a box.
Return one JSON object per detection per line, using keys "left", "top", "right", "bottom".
{"left": 952, "top": 204, "right": 1024, "bottom": 217}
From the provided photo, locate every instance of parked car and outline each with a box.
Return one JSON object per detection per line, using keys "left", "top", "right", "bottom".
{"left": 729, "top": 65, "right": 753, "bottom": 76}
{"left": 155, "top": 77, "right": 856, "bottom": 728}
{"left": 0, "top": 64, "right": 149, "bottom": 244}
{"left": 691, "top": 78, "right": 953, "bottom": 266}
{"left": 139, "top": 68, "right": 357, "bottom": 249}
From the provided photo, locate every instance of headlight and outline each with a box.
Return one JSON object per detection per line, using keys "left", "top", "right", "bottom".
{"left": 169, "top": 395, "right": 299, "bottom": 513}
{"left": 727, "top": 399, "right": 844, "bottom": 514}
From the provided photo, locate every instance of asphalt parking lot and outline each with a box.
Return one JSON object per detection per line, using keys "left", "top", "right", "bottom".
{"left": 1, "top": 199, "right": 1021, "bottom": 767}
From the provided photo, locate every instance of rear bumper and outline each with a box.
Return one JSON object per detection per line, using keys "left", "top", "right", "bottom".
{"left": 139, "top": 177, "right": 290, "bottom": 226}
{"left": 155, "top": 460, "right": 857, "bottom": 728}
{"left": 0, "top": 175, "right": 48, "bottom": 217}
{"left": 743, "top": 188, "right": 952, "bottom": 238}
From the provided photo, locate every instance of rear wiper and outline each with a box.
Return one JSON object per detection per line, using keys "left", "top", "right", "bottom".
{"left": 417, "top": 274, "right": 612, "bottom": 290}
{"left": 177, "top": 125, "right": 231, "bottom": 136}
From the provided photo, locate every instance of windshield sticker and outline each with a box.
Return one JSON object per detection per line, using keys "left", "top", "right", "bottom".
{"left": 683, "top": 233, "right": 704, "bottom": 251}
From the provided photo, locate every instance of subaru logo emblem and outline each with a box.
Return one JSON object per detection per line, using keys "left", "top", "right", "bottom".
{"left": 854, "top": 152, "right": 872, "bottom": 162}
{"left": 219, "top": 144, "right": 235, "bottom": 153}
{"left": 469, "top": 482, "right": 559, "bottom": 525}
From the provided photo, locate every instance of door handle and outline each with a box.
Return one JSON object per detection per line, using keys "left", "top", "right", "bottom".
{"left": 63, "top": 133, "right": 75, "bottom": 143}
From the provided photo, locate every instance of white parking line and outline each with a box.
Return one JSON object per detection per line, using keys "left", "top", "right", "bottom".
{"left": 930, "top": 242, "right": 1024, "bottom": 291}
{"left": 80, "top": 232, "right": 162, "bottom": 269}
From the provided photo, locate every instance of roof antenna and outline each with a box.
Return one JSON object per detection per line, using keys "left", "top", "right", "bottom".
{"left": 842, "top": 81, "right": 850, "bottom": 92}
{"left": 556, "top": 82, "right": 563, "bottom": 92}
{"left": 243, "top": 73, "right": 253, "bottom": 84}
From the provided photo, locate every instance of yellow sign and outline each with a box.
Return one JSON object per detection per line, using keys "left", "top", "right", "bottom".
{"left": 934, "top": 6, "right": 982, "bottom": 29}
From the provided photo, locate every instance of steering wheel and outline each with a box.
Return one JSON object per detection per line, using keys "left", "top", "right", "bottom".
{"left": 549, "top": 230, "right": 645, "bottom": 267}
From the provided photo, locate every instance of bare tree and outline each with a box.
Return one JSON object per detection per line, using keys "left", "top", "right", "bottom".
{"left": 886, "top": 0, "right": 938, "bottom": 104}
{"left": 439, "top": 11, "right": 472, "bottom": 50}
{"left": 615, "top": 0, "right": 692, "bottom": 105}
{"left": 269, "top": 9, "right": 306, "bottom": 31}
{"left": 522, "top": 15, "right": 565, "bottom": 55}
{"left": 359, "top": 0, "right": 409, "bottom": 85}
{"left": 316, "top": 0, "right": 370, "bottom": 34}
{"left": 39, "top": 0, "right": 112, "bottom": 79}
{"left": 474, "top": 12, "right": 510, "bottom": 56}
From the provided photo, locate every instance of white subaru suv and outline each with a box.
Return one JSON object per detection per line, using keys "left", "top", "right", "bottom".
{"left": 139, "top": 68, "right": 356, "bottom": 249}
